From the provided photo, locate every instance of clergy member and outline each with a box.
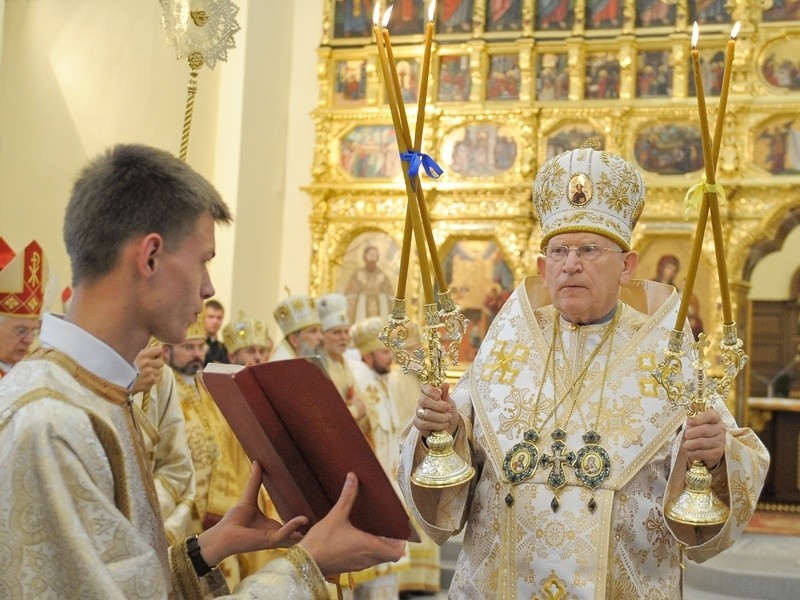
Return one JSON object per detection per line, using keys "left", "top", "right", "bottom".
{"left": 222, "top": 311, "right": 273, "bottom": 365}
{"left": 0, "top": 238, "right": 47, "bottom": 377}
{"left": 130, "top": 341, "right": 197, "bottom": 545}
{"left": 165, "top": 316, "right": 277, "bottom": 589}
{"left": 399, "top": 147, "right": 769, "bottom": 598}
{"left": 271, "top": 293, "right": 324, "bottom": 361}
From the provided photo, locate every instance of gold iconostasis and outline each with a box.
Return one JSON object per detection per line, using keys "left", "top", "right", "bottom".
{"left": 305, "top": 0, "right": 800, "bottom": 412}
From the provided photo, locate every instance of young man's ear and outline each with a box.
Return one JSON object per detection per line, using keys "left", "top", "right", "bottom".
{"left": 136, "top": 234, "right": 164, "bottom": 277}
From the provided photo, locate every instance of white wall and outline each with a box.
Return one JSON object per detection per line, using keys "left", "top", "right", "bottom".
{"left": 749, "top": 225, "right": 800, "bottom": 301}
{"left": 0, "top": 0, "right": 320, "bottom": 330}
{"left": 0, "top": 0, "right": 219, "bottom": 303}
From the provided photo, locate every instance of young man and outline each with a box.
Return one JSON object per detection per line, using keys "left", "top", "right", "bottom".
{"left": 399, "top": 147, "right": 769, "bottom": 598}
{"left": 203, "top": 299, "right": 230, "bottom": 365}
{"left": 0, "top": 144, "right": 404, "bottom": 598}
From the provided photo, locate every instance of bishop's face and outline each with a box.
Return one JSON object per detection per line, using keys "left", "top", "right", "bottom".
{"left": 537, "top": 232, "right": 638, "bottom": 325}
{"left": 322, "top": 325, "right": 350, "bottom": 359}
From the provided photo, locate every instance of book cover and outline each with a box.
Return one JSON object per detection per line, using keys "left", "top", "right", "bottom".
{"left": 203, "top": 358, "right": 418, "bottom": 542}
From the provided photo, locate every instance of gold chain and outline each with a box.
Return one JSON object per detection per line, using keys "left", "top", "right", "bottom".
{"left": 550, "top": 304, "right": 621, "bottom": 431}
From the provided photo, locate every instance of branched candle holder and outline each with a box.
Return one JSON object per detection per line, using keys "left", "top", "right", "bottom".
{"left": 654, "top": 21, "right": 746, "bottom": 526}
{"left": 654, "top": 331, "right": 743, "bottom": 524}
{"left": 373, "top": 1, "right": 474, "bottom": 488}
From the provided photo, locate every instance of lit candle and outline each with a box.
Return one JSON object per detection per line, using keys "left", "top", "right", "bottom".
{"left": 374, "top": 4, "right": 409, "bottom": 152}
{"left": 381, "top": 8, "right": 413, "bottom": 145}
{"left": 414, "top": 0, "right": 436, "bottom": 150}
{"left": 703, "top": 22, "right": 740, "bottom": 326}
{"left": 710, "top": 22, "right": 739, "bottom": 165}
{"left": 674, "top": 22, "right": 715, "bottom": 331}
{"left": 690, "top": 22, "right": 714, "bottom": 186}
{"left": 376, "top": 5, "right": 434, "bottom": 304}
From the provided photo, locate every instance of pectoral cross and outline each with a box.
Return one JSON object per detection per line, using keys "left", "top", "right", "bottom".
{"left": 540, "top": 428, "right": 575, "bottom": 512}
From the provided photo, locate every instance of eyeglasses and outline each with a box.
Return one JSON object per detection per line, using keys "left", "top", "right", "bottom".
{"left": 542, "top": 244, "right": 625, "bottom": 262}
{"left": 11, "top": 325, "right": 41, "bottom": 339}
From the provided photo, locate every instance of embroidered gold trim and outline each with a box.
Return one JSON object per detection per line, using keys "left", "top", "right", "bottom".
{"left": 285, "top": 546, "right": 329, "bottom": 600}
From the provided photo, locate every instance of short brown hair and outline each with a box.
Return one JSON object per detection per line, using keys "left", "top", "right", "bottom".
{"left": 204, "top": 299, "right": 225, "bottom": 312}
{"left": 64, "top": 144, "right": 232, "bottom": 285}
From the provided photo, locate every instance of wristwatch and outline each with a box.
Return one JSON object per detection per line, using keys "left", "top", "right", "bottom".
{"left": 186, "top": 535, "right": 213, "bottom": 577}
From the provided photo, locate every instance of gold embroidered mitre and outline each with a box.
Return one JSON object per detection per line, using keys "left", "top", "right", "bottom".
{"left": 532, "top": 146, "right": 645, "bottom": 251}
{"left": 222, "top": 312, "right": 270, "bottom": 354}
{"left": 0, "top": 238, "right": 48, "bottom": 318}
{"left": 317, "top": 293, "right": 349, "bottom": 332}
{"left": 185, "top": 313, "right": 206, "bottom": 341}
{"left": 350, "top": 316, "right": 385, "bottom": 354}
{"left": 273, "top": 294, "right": 319, "bottom": 336}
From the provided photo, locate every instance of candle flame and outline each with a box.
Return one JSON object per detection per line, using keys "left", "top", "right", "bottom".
{"left": 691, "top": 22, "right": 699, "bottom": 48}
{"left": 730, "top": 21, "right": 741, "bottom": 40}
{"left": 372, "top": 2, "right": 381, "bottom": 26}
{"left": 428, "top": 0, "right": 436, "bottom": 23}
{"left": 383, "top": 5, "right": 393, "bottom": 28}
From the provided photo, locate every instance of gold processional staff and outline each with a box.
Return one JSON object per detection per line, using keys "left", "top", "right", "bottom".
{"left": 159, "top": 0, "right": 241, "bottom": 160}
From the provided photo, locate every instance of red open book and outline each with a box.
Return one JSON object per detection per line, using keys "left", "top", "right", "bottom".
{"left": 203, "top": 358, "right": 418, "bottom": 542}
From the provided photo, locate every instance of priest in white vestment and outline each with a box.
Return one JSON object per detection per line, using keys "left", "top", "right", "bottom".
{"left": 398, "top": 147, "right": 770, "bottom": 599}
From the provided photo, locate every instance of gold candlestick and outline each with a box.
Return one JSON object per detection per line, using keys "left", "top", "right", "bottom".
{"left": 373, "top": 1, "right": 473, "bottom": 488}
{"left": 655, "top": 22, "right": 747, "bottom": 527}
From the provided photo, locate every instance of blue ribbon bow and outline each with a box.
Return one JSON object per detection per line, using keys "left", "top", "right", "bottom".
{"left": 400, "top": 151, "right": 443, "bottom": 190}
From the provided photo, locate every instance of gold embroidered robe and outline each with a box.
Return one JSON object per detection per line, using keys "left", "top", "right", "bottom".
{"left": 133, "top": 365, "right": 196, "bottom": 545}
{"left": 173, "top": 371, "right": 278, "bottom": 590}
{"left": 398, "top": 277, "right": 769, "bottom": 599}
{"left": 387, "top": 367, "right": 442, "bottom": 594}
{"left": 0, "top": 346, "right": 329, "bottom": 599}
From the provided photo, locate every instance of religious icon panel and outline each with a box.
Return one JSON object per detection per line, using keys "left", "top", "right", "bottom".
{"left": 545, "top": 123, "right": 605, "bottom": 159}
{"left": 536, "top": 52, "right": 569, "bottom": 101}
{"left": 633, "top": 123, "right": 703, "bottom": 175}
{"left": 752, "top": 116, "right": 800, "bottom": 175}
{"left": 335, "top": 231, "right": 401, "bottom": 324}
{"left": 437, "top": 0, "right": 475, "bottom": 34}
{"left": 338, "top": 125, "right": 400, "bottom": 179}
{"left": 387, "top": 0, "right": 427, "bottom": 35}
{"left": 585, "top": 53, "right": 621, "bottom": 99}
{"left": 535, "top": 0, "right": 573, "bottom": 31}
{"left": 635, "top": 0, "right": 675, "bottom": 28}
{"left": 487, "top": 54, "right": 521, "bottom": 101}
{"left": 585, "top": 0, "right": 623, "bottom": 29}
{"left": 759, "top": 38, "right": 800, "bottom": 92}
{"left": 334, "top": 59, "right": 367, "bottom": 107}
{"left": 762, "top": 0, "right": 800, "bottom": 22}
{"left": 438, "top": 54, "right": 472, "bottom": 102}
{"left": 333, "top": 0, "right": 373, "bottom": 39}
{"left": 635, "top": 234, "right": 714, "bottom": 342}
{"left": 688, "top": 0, "right": 729, "bottom": 25}
{"left": 439, "top": 239, "right": 515, "bottom": 364}
{"left": 485, "top": 0, "right": 523, "bottom": 32}
{"left": 688, "top": 47, "right": 726, "bottom": 98}
{"left": 636, "top": 50, "right": 672, "bottom": 98}
{"left": 441, "top": 124, "right": 518, "bottom": 176}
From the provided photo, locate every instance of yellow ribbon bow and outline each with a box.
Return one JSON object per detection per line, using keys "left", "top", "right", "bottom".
{"left": 682, "top": 178, "right": 727, "bottom": 219}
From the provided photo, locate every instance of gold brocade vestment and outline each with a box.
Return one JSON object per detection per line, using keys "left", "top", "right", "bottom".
{"left": 174, "top": 371, "right": 278, "bottom": 590}
{"left": 398, "top": 277, "right": 769, "bottom": 599}
{"left": 0, "top": 318, "right": 332, "bottom": 599}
